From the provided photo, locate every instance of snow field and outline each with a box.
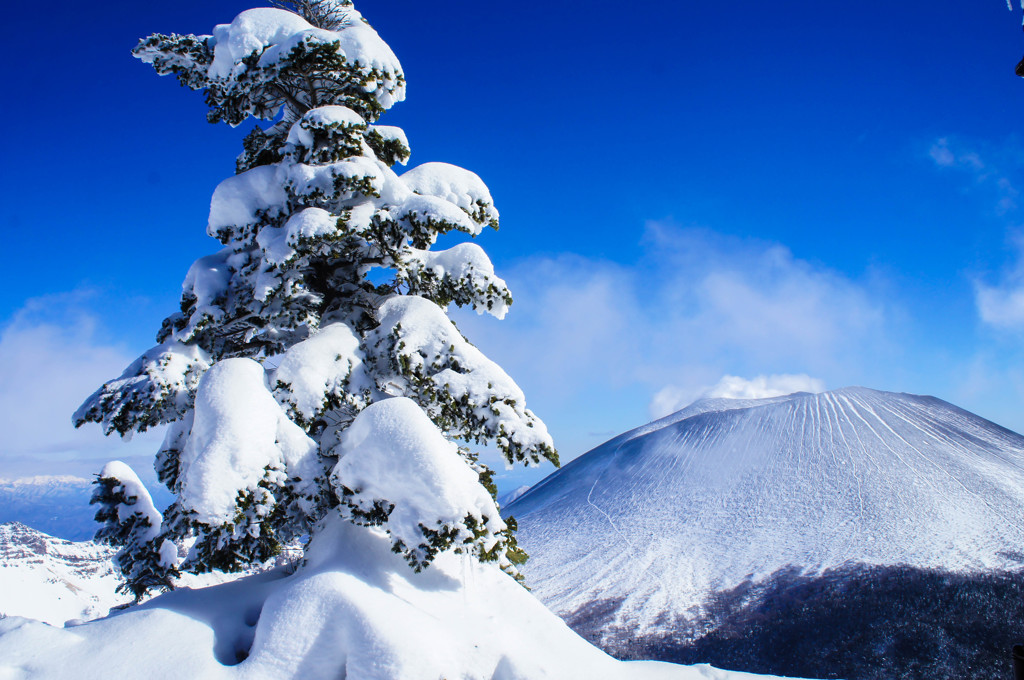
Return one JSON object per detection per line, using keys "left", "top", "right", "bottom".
{"left": 0, "top": 517, "right": 797, "bottom": 680}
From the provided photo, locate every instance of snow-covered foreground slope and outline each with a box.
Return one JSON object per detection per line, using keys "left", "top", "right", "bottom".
{"left": 506, "top": 387, "right": 1024, "bottom": 634}
{"left": 0, "top": 516, "right": 796, "bottom": 680}
{"left": 0, "top": 522, "right": 123, "bottom": 625}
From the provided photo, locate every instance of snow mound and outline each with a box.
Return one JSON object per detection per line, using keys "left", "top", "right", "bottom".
{"left": 0, "top": 516, "right": 795, "bottom": 680}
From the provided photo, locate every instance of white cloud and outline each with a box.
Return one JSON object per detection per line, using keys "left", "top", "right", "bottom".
{"left": 454, "top": 224, "right": 891, "bottom": 459}
{"left": 930, "top": 137, "right": 1024, "bottom": 331}
{"left": 649, "top": 374, "right": 825, "bottom": 419}
{"left": 0, "top": 292, "right": 163, "bottom": 478}
{"left": 706, "top": 373, "right": 825, "bottom": 399}
{"left": 930, "top": 138, "right": 985, "bottom": 171}
{"left": 976, "top": 283, "right": 1024, "bottom": 328}
{"left": 974, "top": 235, "right": 1024, "bottom": 331}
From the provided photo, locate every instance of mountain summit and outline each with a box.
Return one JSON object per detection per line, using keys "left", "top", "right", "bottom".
{"left": 505, "top": 387, "right": 1024, "bottom": 676}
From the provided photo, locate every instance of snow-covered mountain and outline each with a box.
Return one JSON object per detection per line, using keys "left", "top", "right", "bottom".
{"left": 0, "top": 522, "right": 124, "bottom": 625}
{"left": 0, "top": 476, "right": 97, "bottom": 541}
{"left": 505, "top": 387, "right": 1024, "bottom": 678}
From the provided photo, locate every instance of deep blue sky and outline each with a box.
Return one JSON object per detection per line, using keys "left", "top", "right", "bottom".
{"left": 3, "top": 0, "right": 1024, "bottom": 492}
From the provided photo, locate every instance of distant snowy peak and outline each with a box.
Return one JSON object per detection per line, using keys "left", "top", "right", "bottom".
{"left": 0, "top": 475, "right": 91, "bottom": 488}
{"left": 0, "top": 522, "right": 111, "bottom": 566}
{"left": 586, "top": 391, "right": 815, "bottom": 459}
{"left": 508, "top": 387, "right": 1024, "bottom": 632}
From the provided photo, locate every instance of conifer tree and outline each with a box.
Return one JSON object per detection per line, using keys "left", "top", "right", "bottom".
{"left": 75, "top": 0, "right": 556, "bottom": 595}
{"left": 91, "top": 461, "right": 175, "bottom": 599}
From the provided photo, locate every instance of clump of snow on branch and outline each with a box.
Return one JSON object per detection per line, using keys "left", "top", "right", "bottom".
{"left": 91, "top": 461, "right": 178, "bottom": 598}
{"left": 208, "top": 9, "right": 316, "bottom": 79}
{"left": 401, "top": 243, "right": 513, "bottom": 319}
{"left": 368, "top": 297, "right": 555, "bottom": 466}
{"left": 257, "top": 208, "right": 336, "bottom": 265}
{"left": 178, "top": 358, "right": 318, "bottom": 526}
{"left": 400, "top": 163, "right": 499, "bottom": 229}
{"left": 95, "top": 462, "right": 162, "bottom": 545}
{"left": 331, "top": 397, "right": 505, "bottom": 569}
{"left": 271, "top": 322, "right": 371, "bottom": 425}
{"left": 208, "top": 165, "right": 288, "bottom": 242}
{"left": 74, "top": 342, "right": 212, "bottom": 436}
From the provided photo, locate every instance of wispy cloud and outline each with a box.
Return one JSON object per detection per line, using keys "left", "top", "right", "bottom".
{"left": 650, "top": 373, "right": 826, "bottom": 419}
{"left": 975, "top": 234, "right": 1024, "bottom": 330}
{"left": 0, "top": 291, "right": 163, "bottom": 479}
{"left": 455, "top": 223, "right": 892, "bottom": 458}
{"left": 929, "top": 137, "right": 1019, "bottom": 214}
{"left": 930, "top": 137, "right": 1024, "bottom": 335}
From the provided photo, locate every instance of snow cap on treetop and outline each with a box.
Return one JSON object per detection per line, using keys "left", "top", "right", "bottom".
{"left": 97, "top": 461, "right": 162, "bottom": 544}
{"left": 209, "top": 8, "right": 404, "bottom": 96}
{"left": 135, "top": 3, "right": 405, "bottom": 126}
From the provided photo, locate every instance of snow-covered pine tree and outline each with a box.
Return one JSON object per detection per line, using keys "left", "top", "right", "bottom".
{"left": 91, "top": 461, "right": 176, "bottom": 599}
{"left": 74, "top": 0, "right": 556, "bottom": 595}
